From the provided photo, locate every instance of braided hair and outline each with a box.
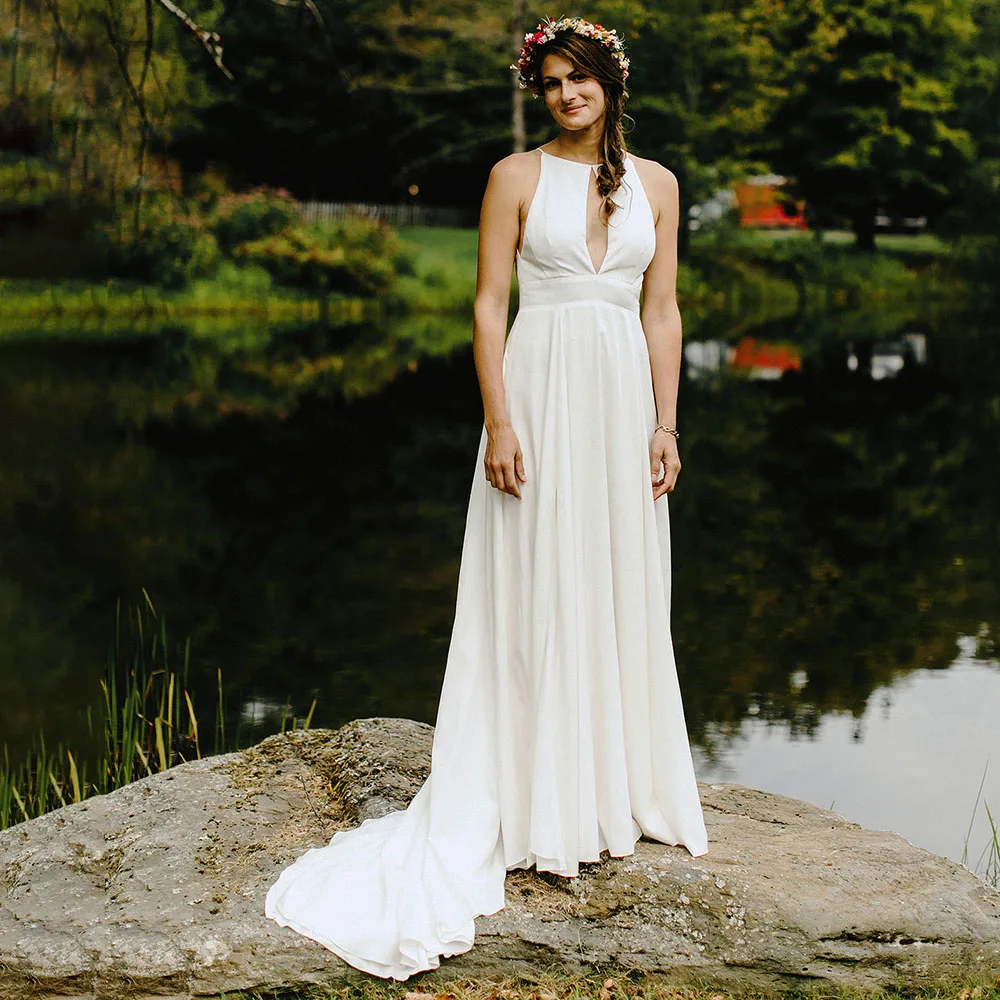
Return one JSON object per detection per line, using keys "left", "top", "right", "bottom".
{"left": 526, "top": 31, "right": 631, "bottom": 226}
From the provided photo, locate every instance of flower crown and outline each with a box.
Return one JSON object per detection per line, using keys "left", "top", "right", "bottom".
{"left": 511, "top": 16, "right": 630, "bottom": 98}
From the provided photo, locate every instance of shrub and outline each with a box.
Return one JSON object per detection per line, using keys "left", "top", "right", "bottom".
{"left": 233, "top": 218, "right": 400, "bottom": 296}
{"left": 103, "top": 200, "right": 221, "bottom": 289}
{"left": 207, "top": 186, "right": 300, "bottom": 255}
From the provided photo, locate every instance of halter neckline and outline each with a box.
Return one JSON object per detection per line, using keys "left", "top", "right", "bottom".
{"left": 538, "top": 148, "right": 602, "bottom": 167}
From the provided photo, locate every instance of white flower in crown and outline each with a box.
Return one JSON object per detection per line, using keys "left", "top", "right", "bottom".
{"left": 509, "top": 15, "right": 630, "bottom": 98}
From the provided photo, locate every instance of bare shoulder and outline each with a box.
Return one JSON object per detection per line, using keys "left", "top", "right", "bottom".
{"left": 488, "top": 150, "right": 541, "bottom": 189}
{"left": 628, "top": 154, "right": 679, "bottom": 220}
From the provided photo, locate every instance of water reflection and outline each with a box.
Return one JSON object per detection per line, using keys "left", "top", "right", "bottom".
{"left": 694, "top": 638, "right": 1000, "bottom": 871}
{"left": 0, "top": 308, "right": 997, "bottom": 873}
{"left": 687, "top": 332, "right": 928, "bottom": 381}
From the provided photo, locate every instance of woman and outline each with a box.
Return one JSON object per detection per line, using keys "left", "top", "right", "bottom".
{"left": 265, "top": 16, "right": 709, "bottom": 980}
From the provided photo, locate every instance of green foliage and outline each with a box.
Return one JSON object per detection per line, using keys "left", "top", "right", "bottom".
{"left": 0, "top": 0, "right": 223, "bottom": 211}
{"left": 194, "top": 260, "right": 275, "bottom": 296}
{"left": 612, "top": 0, "right": 779, "bottom": 222}
{"left": 0, "top": 156, "right": 65, "bottom": 208}
{"left": 103, "top": 201, "right": 221, "bottom": 290}
{"left": 741, "top": 235, "right": 912, "bottom": 292}
{"left": 207, "top": 186, "right": 301, "bottom": 255}
{"left": 947, "top": 235, "right": 1000, "bottom": 289}
{"left": 744, "top": 0, "right": 980, "bottom": 246}
{"left": 234, "top": 217, "right": 402, "bottom": 296}
{"left": 0, "top": 596, "right": 314, "bottom": 832}
{"left": 73, "top": 181, "right": 406, "bottom": 299}
{"left": 0, "top": 155, "right": 115, "bottom": 279}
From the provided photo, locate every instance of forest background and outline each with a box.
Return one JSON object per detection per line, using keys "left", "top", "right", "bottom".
{"left": 2, "top": 0, "right": 1000, "bottom": 295}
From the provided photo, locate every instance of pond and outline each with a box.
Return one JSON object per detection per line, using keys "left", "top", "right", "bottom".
{"left": 1, "top": 299, "right": 997, "bottom": 876}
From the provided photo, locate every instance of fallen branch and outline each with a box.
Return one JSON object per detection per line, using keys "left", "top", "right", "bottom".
{"left": 154, "top": 0, "right": 234, "bottom": 80}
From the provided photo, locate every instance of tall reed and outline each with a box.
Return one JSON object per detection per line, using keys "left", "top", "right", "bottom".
{"left": 0, "top": 591, "right": 315, "bottom": 832}
{"left": 962, "top": 761, "right": 999, "bottom": 888}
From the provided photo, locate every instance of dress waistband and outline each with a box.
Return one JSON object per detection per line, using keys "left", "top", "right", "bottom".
{"left": 517, "top": 274, "right": 641, "bottom": 314}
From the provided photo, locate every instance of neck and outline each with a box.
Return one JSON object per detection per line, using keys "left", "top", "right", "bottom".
{"left": 553, "top": 121, "right": 603, "bottom": 163}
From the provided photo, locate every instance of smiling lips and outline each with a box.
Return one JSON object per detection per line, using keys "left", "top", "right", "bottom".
{"left": 563, "top": 105, "right": 585, "bottom": 114}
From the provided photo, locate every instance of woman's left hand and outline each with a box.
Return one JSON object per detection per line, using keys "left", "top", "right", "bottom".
{"left": 650, "top": 429, "right": 681, "bottom": 499}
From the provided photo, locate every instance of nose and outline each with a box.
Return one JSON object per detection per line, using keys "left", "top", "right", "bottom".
{"left": 560, "top": 79, "right": 578, "bottom": 102}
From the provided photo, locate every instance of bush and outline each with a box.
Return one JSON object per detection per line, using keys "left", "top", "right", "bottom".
{"left": 207, "top": 186, "right": 300, "bottom": 255}
{"left": 103, "top": 200, "right": 221, "bottom": 289}
{"left": 199, "top": 260, "right": 274, "bottom": 295}
{"left": 947, "top": 235, "right": 1000, "bottom": 291}
{"left": 233, "top": 218, "right": 400, "bottom": 296}
{"left": 0, "top": 155, "right": 65, "bottom": 208}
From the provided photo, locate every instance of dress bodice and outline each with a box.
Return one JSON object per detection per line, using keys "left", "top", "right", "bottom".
{"left": 515, "top": 149, "right": 657, "bottom": 298}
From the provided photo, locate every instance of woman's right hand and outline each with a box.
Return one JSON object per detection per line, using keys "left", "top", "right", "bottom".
{"left": 484, "top": 423, "right": 527, "bottom": 499}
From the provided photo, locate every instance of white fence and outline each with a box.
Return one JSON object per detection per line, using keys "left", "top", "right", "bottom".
{"left": 298, "top": 201, "right": 473, "bottom": 228}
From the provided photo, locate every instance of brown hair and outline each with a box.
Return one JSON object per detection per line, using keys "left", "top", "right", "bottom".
{"left": 528, "top": 31, "right": 631, "bottom": 225}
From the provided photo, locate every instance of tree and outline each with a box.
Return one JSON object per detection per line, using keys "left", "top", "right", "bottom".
{"left": 174, "top": 0, "right": 514, "bottom": 206}
{"left": 940, "top": 0, "right": 1000, "bottom": 243}
{"left": 0, "top": 0, "right": 227, "bottom": 227}
{"left": 746, "top": 0, "right": 978, "bottom": 249}
{"left": 591, "top": 0, "right": 778, "bottom": 256}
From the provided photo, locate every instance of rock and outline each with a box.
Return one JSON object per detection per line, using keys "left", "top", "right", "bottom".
{"left": 0, "top": 718, "right": 997, "bottom": 999}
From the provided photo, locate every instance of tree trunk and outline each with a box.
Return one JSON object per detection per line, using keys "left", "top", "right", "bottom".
{"left": 675, "top": 162, "right": 690, "bottom": 260}
{"left": 852, "top": 208, "right": 877, "bottom": 251}
{"left": 10, "top": 0, "right": 23, "bottom": 101}
{"left": 511, "top": 0, "right": 525, "bottom": 153}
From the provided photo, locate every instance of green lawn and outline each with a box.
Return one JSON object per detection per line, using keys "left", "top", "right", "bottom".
{"left": 398, "top": 223, "right": 951, "bottom": 264}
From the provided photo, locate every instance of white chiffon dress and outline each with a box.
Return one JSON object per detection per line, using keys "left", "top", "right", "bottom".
{"left": 264, "top": 147, "right": 709, "bottom": 979}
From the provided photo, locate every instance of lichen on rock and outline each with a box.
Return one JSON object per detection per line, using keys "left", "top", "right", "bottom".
{"left": 0, "top": 718, "right": 998, "bottom": 999}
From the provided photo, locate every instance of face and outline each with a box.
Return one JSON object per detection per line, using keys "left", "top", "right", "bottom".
{"left": 539, "top": 52, "right": 606, "bottom": 130}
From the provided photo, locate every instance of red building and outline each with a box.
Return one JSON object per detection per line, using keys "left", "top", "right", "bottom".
{"left": 731, "top": 337, "right": 802, "bottom": 378}
{"left": 733, "top": 175, "right": 808, "bottom": 229}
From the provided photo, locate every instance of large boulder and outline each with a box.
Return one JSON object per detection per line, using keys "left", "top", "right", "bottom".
{"left": 0, "top": 718, "right": 998, "bottom": 999}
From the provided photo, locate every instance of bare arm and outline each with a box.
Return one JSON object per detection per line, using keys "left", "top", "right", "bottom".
{"left": 473, "top": 156, "right": 528, "bottom": 498}
{"left": 639, "top": 163, "right": 684, "bottom": 498}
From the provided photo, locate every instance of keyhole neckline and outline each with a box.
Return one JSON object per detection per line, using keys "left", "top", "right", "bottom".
{"left": 538, "top": 148, "right": 602, "bottom": 169}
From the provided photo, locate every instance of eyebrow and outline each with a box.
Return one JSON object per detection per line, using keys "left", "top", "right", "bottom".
{"left": 541, "top": 69, "right": 583, "bottom": 82}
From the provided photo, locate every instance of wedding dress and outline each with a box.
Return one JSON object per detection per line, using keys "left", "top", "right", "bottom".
{"left": 264, "top": 147, "right": 709, "bottom": 979}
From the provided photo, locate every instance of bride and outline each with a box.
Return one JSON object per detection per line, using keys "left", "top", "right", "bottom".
{"left": 265, "top": 15, "right": 708, "bottom": 979}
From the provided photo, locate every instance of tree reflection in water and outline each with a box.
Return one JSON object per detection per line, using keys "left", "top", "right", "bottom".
{"left": 0, "top": 310, "right": 997, "bottom": 824}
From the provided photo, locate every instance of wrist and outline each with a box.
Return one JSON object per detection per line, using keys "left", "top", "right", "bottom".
{"left": 654, "top": 422, "right": 679, "bottom": 440}
{"left": 486, "top": 416, "right": 512, "bottom": 434}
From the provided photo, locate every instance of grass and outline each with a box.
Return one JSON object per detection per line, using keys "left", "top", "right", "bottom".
{"left": 963, "top": 762, "right": 1000, "bottom": 888}
{"left": 199, "top": 968, "right": 1000, "bottom": 1000}
{"left": 393, "top": 226, "right": 481, "bottom": 314}
{"left": 394, "top": 225, "right": 957, "bottom": 322}
{"left": 0, "top": 590, "right": 314, "bottom": 831}
{"left": 0, "top": 268, "right": 375, "bottom": 334}
{"left": 716, "top": 227, "right": 948, "bottom": 255}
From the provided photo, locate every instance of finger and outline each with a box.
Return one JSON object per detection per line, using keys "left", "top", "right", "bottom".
{"left": 515, "top": 449, "right": 527, "bottom": 482}
{"left": 502, "top": 463, "right": 522, "bottom": 500}
{"left": 507, "top": 468, "right": 523, "bottom": 500}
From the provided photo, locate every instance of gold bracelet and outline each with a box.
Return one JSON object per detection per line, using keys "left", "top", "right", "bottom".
{"left": 654, "top": 423, "right": 679, "bottom": 439}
